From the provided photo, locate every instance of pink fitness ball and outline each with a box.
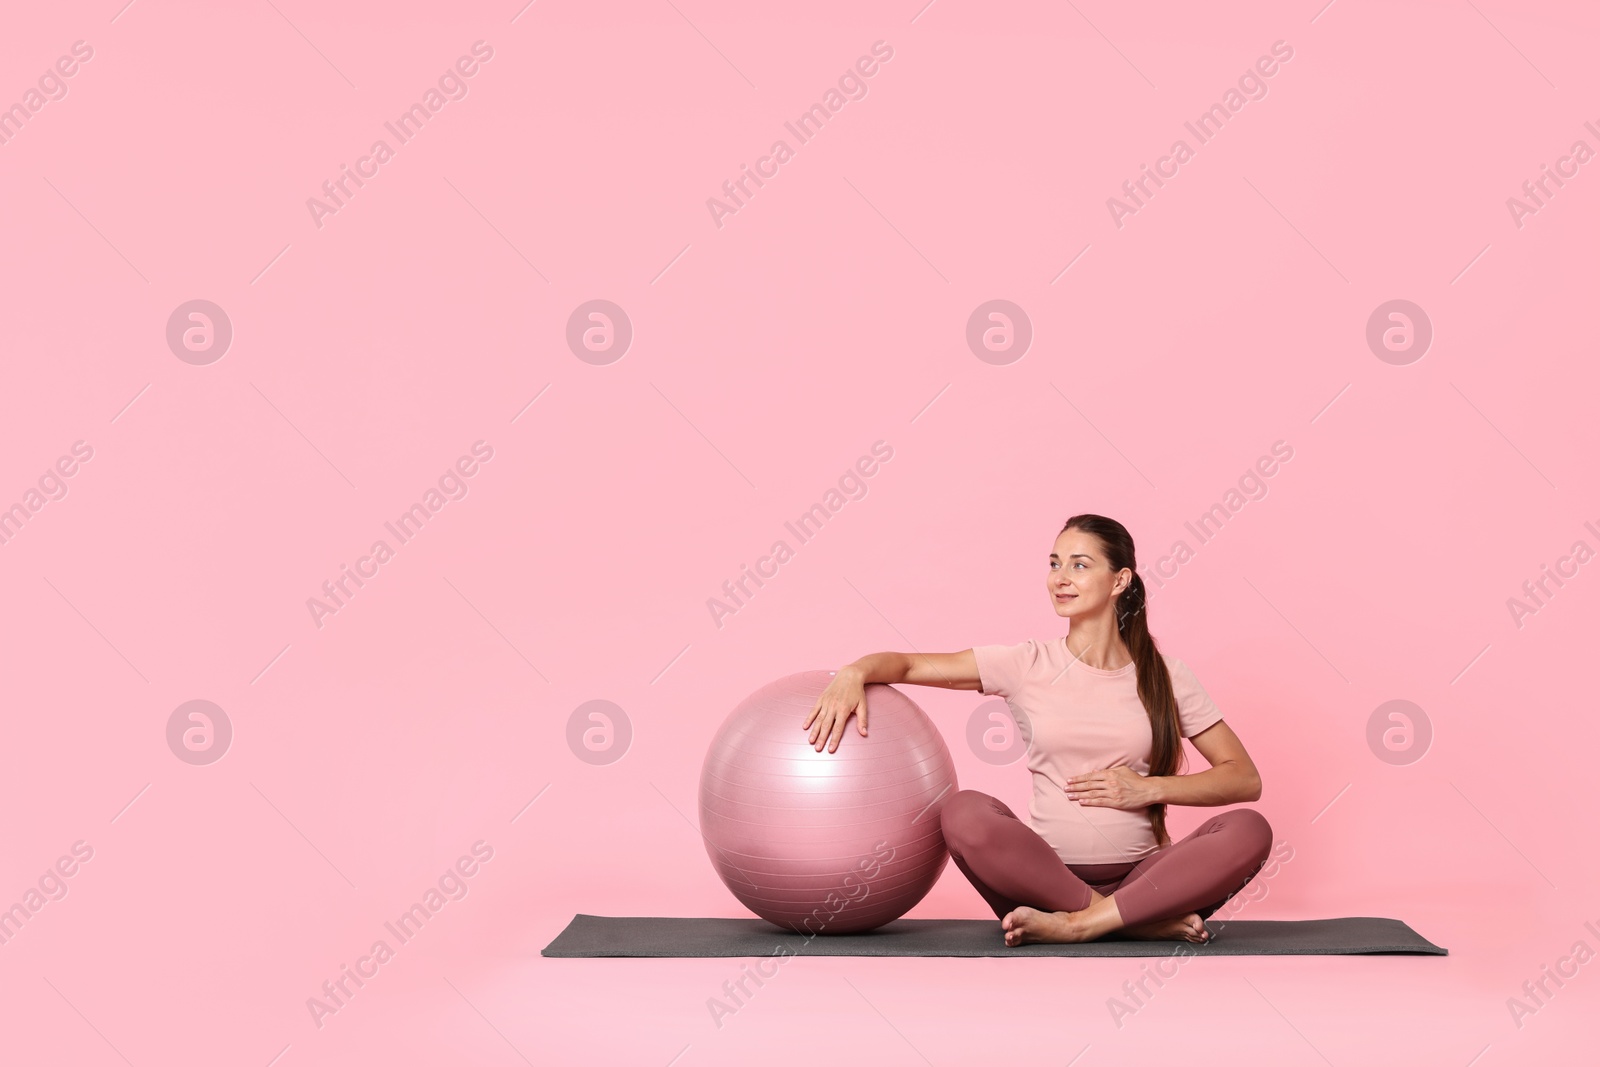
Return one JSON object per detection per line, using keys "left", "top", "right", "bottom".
{"left": 698, "top": 670, "right": 958, "bottom": 934}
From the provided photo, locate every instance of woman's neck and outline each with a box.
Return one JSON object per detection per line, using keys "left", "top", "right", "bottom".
{"left": 1063, "top": 622, "right": 1132, "bottom": 671}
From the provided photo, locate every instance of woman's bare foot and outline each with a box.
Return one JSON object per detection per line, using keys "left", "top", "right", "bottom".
{"left": 1001, "top": 906, "right": 1086, "bottom": 945}
{"left": 1119, "top": 912, "right": 1212, "bottom": 943}
{"left": 1001, "top": 894, "right": 1127, "bottom": 946}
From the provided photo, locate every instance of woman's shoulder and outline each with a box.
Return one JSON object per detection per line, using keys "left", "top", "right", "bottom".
{"left": 1157, "top": 650, "right": 1206, "bottom": 682}
{"left": 976, "top": 636, "right": 1053, "bottom": 656}
{"left": 1157, "top": 653, "right": 1218, "bottom": 698}
{"left": 973, "top": 637, "right": 1069, "bottom": 676}
{"left": 971, "top": 637, "right": 1055, "bottom": 697}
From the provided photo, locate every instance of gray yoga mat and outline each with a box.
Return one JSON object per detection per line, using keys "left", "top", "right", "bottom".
{"left": 542, "top": 914, "right": 1447, "bottom": 958}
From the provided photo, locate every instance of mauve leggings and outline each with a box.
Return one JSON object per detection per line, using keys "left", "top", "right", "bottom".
{"left": 940, "top": 789, "right": 1273, "bottom": 929}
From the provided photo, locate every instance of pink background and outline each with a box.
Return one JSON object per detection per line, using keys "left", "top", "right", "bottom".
{"left": 2, "top": 0, "right": 1597, "bottom": 1063}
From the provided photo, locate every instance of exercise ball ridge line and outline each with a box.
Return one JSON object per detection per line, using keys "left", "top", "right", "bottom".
{"left": 699, "top": 779, "right": 956, "bottom": 818}
{"left": 696, "top": 804, "right": 952, "bottom": 835}
{"left": 713, "top": 851, "right": 954, "bottom": 902}
{"left": 701, "top": 829, "right": 952, "bottom": 870}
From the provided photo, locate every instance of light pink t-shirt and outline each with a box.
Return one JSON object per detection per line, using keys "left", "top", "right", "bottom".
{"left": 971, "top": 637, "right": 1225, "bottom": 865}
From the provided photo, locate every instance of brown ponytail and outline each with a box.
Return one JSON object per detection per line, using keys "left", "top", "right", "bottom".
{"left": 1061, "top": 514, "right": 1184, "bottom": 848}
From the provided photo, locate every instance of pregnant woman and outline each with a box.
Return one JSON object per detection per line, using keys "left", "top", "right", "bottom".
{"left": 802, "top": 513, "right": 1272, "bottom": 946}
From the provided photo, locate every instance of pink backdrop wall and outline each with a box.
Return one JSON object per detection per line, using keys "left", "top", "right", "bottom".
{"left": 2, "top": 0, "right": 1596, "bottom": 1063}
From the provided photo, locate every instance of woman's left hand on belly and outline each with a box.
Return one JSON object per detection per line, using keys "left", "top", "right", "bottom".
{"left": 1063, "top": 765, "right": 1158, "bottom": 810}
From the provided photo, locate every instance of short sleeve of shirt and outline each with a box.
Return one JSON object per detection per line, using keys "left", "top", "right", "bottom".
{"left": 972, "top": 640, "right": 1040, "bottom": 698}
{"left": 1169, "top": 657, "right": 1225, "bottom": 738}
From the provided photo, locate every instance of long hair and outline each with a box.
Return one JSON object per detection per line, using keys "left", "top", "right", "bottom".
{"left": 1060, "top": 513, "right": 1184, "bottom": 848}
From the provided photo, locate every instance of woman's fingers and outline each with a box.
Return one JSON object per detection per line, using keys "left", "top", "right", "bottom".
{"left": 826, "top": 711, "right": 847, "bottom": 752}
{"left": 811, "top": 704, "right": 836, "bottom": 750}
{"left": 809, "top": 706, "right": 830, "bottom": 745}
{"left": 803, "top": 686, "right": 870, "bottom": 753}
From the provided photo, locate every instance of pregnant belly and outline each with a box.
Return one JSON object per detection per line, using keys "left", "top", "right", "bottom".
{"left": 1032, "top": 794, "right": 1158, "bottom": 866}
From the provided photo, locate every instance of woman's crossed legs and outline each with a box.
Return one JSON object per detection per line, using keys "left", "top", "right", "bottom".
{"left": 939, "top": 788, "right": 1273, "bottom": 944}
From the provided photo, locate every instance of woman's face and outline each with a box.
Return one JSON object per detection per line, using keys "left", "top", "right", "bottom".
{"left": 1047, "top": 529, "right": 1128, "bottom": 620}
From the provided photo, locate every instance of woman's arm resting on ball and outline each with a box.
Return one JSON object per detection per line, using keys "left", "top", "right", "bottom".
{"left": 1146, "top": 721, "right": 1263, "bottom": 806}
{"left": 847, "top": 650, "right": 983, "bottom": 691}
{"left": 806, "top": 651, "right": 982, "bottom": 753}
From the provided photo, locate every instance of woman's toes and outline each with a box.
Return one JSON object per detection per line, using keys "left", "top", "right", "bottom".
{"left": 1002, "top": 907, "right": 1044, "bottom": 945}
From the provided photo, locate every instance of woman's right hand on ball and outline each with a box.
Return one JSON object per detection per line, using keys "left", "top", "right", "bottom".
{"left": 804, "top": 668, "right": 868, "bottom": 753}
